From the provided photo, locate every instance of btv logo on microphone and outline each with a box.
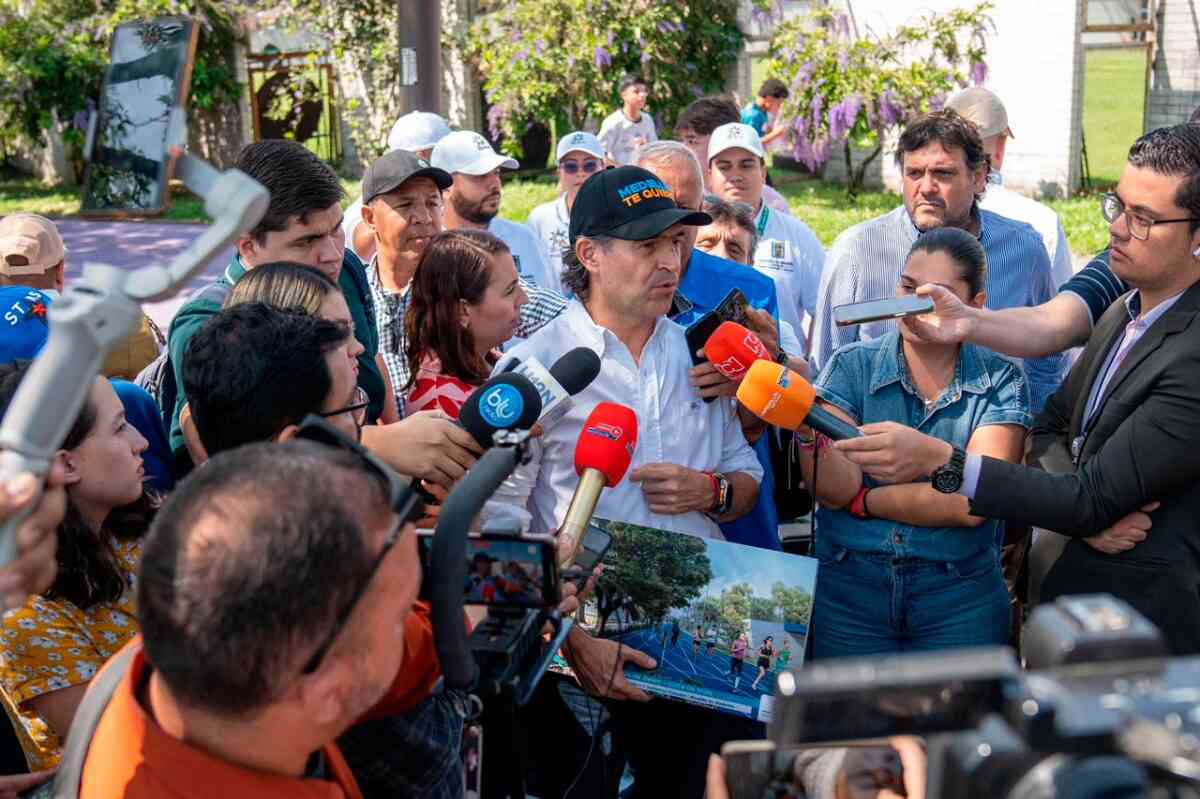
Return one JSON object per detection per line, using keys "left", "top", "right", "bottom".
{"left": 479, "top": 384, "right": 524, "bottom": 426}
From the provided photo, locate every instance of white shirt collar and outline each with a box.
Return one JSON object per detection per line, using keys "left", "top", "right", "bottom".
{"left": 562, "top": 298, "right": 675, "bottom": 358}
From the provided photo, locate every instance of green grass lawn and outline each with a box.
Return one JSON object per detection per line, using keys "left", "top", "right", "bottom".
{"left": 1083, "top": 47, "right": 1148, "bottom": 187}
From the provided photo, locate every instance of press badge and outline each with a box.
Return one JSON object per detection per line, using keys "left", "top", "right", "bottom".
{"left": 754, "top": 238, "right": 794, "bottom": 272}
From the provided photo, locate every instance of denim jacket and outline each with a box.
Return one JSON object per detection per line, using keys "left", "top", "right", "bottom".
{"left": 814, "top": 332, "right": 1032, "bottom": 562}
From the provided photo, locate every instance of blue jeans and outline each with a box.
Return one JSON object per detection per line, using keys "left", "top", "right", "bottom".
{"left": 812, "top": 542, "right": 1010, "bottom": 659}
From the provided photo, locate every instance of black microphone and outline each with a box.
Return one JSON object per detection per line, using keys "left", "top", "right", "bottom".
{"left": 509, "top": 347, "right": 602, "bottom": 428}
{"left": 458, "top": 372, "right": 543, "bottom": 449}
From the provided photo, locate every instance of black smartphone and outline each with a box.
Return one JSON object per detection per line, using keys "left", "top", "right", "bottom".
{"left": 685, "top": 310, "right": 723, "bottom": 366}
{"left": 713, "top": 287, "right": 751, "bottom": 327}
{"left": 81, "top": 17, "right": 199, "bottom": 216}
{"left": 562, "top": 523, "right": 613, "bottom": 590}
{"left": 417, "top": 531, "right": 560, "bottom": 608}
{"left": 832, "top": 296, "right": 935, "bottom": 327}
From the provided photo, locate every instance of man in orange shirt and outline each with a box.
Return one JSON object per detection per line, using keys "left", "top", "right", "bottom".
{"left": 79, "top": 439, "right": 432, "bottom": 798}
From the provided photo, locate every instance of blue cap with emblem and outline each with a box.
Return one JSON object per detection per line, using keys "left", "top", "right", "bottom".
{"left": 0, "top": 286, "right": 51, "bottom": 364}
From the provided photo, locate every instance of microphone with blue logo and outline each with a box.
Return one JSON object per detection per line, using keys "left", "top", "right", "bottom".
{"left": 458, "top": 372, "right": 544, "bottom": 450}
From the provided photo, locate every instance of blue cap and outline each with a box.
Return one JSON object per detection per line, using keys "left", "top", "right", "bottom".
{"left": 0, "top": 287, "right": 51, "bottom": 363}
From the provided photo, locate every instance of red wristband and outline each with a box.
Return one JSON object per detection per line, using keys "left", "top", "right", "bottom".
{"left": 703, "top": 471, "right": 720, "bottom": 512}
{"left": 848, "top": 486, "right": 873, "bottom": 520}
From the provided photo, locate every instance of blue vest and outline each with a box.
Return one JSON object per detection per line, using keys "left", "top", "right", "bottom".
{"left": 673, "top": 249, "right": 782, "bottom": 552}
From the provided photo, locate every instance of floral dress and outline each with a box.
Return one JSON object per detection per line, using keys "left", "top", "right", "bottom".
{"left": 0, "top": 538, "right": 141, "bottom": 770}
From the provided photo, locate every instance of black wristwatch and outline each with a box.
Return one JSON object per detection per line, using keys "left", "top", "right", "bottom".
{"left": 711, "top": 472, "right": 734, "bottom": 515}
{"left": 773, "top": 347, "right": 789, "bottom": 366}
{"left": 931, "top": 447, "right": 966, "bottom": 494}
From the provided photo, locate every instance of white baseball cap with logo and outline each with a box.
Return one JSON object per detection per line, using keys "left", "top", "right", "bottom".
{"left": 707, "top": 123, "right": 766, "bottom": 163}
{"left": 556, "top": 131, "right": 605, "bottom": 162}
{"left": 431, "top": 131, "right": 520, "bottom": 176}
{"left": 0, "top": 214, "right": 66, "bottom": 277}
{"left": 386, "top": 111, "right": 453, "bottom": 152}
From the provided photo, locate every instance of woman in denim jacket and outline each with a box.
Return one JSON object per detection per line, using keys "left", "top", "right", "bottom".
{"left": 800, "top": 227, "right": 1032, "bottom": 658}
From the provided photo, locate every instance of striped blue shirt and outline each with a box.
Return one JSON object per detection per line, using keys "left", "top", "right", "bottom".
{"left": 812, "top": 205, "right": 1066, "bottom": 412}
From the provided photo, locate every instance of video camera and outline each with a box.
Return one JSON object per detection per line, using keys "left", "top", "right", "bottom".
{"left": 727, "top": 594, "right": 1200, "bottom": 799}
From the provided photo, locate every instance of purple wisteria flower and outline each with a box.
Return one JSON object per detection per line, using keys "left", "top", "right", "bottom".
{"left": 487, "top": 105, "right": 506, "bottom": 140}
{"left": 607, "top": 30, "right": 615, "bottom": 46}
{"left": 928, "top": 93, "right": 947, "bottom": 111}
{"left": 827, "top": 94, "right": 861, "bottom": 141}
{"left": 535, "top": 39, "right": 545, "bottom": 55}
{"left": 567, "top": 55, "right": 576, "bottom": 68}
{"left": 515, "top": 49, "right": 530, "bottom": 63}
{"left": 970, "top": 60, "right": 988, "bottom": 86}
{"left": 594, "top": 46, "right": 612, "bottom": 68}
{"left": 877, "top": 90, "right": 903, "bottom": 127}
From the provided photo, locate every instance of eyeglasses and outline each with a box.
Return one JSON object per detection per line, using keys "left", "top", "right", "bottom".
{"left": 560, "top": 160, "right": 602, "bottom": 175}
{"left": 294, "top": 416, "right": 424, "bottom": 674}
{"left": 1101, "top": 192, "right": 1200, "bottom": 241}
{"left": 319, "top": 385, "right": 370, "bottom": 441}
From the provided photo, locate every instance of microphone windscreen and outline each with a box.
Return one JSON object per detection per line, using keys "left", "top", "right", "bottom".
{"left": 500, "top": 358, "right": 521, "bottom": 373}
{"left": 735, "top": 360, "right": 817, "bottom": 430}
{"left": 549, "top": 347, "right": 602, "bottom": 396}
{"left": 459, "top": 373, "right": 543, "bottom": 448}
{"left": 574, "top": 402, "right": 638, "bottom": 487}
{"left": 704, "top": 321, "right": 770, "bottom": 381}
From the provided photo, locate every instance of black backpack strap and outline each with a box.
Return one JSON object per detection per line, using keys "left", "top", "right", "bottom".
{"left": 51, "top": 643, "right": 139, "bottom": 799}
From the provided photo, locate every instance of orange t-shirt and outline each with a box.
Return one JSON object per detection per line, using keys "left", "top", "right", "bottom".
{"left": 82, "top": 604, "right": 443, "bottom": 797}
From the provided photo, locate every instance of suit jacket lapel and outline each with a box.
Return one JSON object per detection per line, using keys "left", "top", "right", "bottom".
{"left": 1068, "top": 303, "right": 1129, "bottom": 439}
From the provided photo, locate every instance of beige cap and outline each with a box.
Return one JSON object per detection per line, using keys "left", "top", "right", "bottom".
{"left": 946, "top": 87, "right": 1014, "bottom": 140}
{"left": 0, "top": 214, "right": 66, "bottom": 276}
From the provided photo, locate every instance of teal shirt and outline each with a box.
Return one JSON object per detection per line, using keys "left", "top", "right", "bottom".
{"left": 741, "top": 102, "right": 769, "bottom": 136}
{"left": 167, "top": 251, "right": 385, "bottom": 462}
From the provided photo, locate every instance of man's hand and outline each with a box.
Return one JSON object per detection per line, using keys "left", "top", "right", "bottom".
{"left": 902, "top": 283, "right": 979, "bottom": 346}
{"left": 744, "top": 307, "right": 782, "bottom": 360}
{"left": 834, "top": 422, "right": 953, "bottom": 485}
{"left": 1086, "top": 502, "right": 1160, "bottom": 554}
{"left": 0, "top": 771, "right": 54, "bottom": 799}
{"left": 363, "top": 411, "right": 483, "bottom": 489}
{"left": 629, "top": 463, "right": 714, "bottom": 515}
{"left": 690, "top": 354, "right": 739, "bottom": 399}
{"left": 706, "top": 754, "right": 730, "bottom": 799}
{"left": 0, "top": 465, "right": 66, "bottom": 609}
{"left": 562, "top": 628, "right": 656, "bottom": 701}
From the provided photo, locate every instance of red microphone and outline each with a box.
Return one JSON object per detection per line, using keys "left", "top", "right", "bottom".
{"left": 703, "top": 321, "right": 771, "bottom": 382}
{"left": 558, "top": 402, "right": 638, "bottom": 567}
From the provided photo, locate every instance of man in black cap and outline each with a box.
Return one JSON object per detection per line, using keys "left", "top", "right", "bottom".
{"left": 485, "top": 166, "right": 764, "bottom": 798}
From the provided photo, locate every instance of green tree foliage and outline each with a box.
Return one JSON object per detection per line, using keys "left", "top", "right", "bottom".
{"left": 770, "top": 581, "right": 812, "bottom": 626}
{"left": 460, "top": 0, "right": 745, "bottom": 155}
{"left": 767, "top": 3, "right": 993, "bottom": 194}
{"left": 595, "top": 522, "right": 712, "bottom": 630}
{"left": 0, "top": 1, "right": 243, "bottom": 176}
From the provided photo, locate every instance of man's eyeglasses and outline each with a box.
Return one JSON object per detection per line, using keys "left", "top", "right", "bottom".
{"left": 294, "top": 416, "right": 424, "bottom": 674}
{"left": 1101, "top": 192, "right": 1199, "bottom": 242}
{"left": 319, "top": 385, "right": 370, "bottom": 440}
{"left": 560, "top": 160, "right": 602, "bottom": 176}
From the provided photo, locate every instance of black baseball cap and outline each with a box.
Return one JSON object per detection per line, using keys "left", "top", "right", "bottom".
{"left": 362, "top": 150, "right": 452, "bottom": 203}
{"left": 569, "top": 165, "right": 712, "bottom": 246}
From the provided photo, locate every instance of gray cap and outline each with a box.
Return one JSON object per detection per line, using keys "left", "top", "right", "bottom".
{"left": 946, "top": 87, "right": 1014, "bottom": 140}
{"left": 362, "top": 150, "right": 453, "bottom": 204}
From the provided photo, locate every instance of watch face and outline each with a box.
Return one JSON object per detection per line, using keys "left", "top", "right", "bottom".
{"left": 932, "top": 469, "right": 962, "bottom": 494}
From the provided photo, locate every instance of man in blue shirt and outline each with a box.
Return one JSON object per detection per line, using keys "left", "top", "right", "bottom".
{"left": 741, "top": 78, "right": 789, "bottom": 149}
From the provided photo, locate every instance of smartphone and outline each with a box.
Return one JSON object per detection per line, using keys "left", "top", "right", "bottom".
{"left": 81, "top": 17, "right": 199, "bottom": 216}
{"left": 714, "top": 287, "right": 751, "bottom": 327}
{"left": 721, "top": 740, "right": 779, "bottom": 799}
{"left": 417, "top": 531, "right": 560, "bottom": 608}
{"left": 832, "top": 296, "right": 935, "bottom": 327}
{"left": 685, "top": 310, "right": 723, "bottom": 366}
{"left": 562, "top": 523, "right": 613, "bottom": 590}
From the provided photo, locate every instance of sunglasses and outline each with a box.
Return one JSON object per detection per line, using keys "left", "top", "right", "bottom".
{"left": 560, "top": 159, "right": 602, "bottom": 175}
{"left": 294, "top": 415, "right": 425, "bottom": 674}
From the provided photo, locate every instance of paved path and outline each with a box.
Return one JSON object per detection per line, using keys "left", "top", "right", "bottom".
{"left": 54, "top": 219, "right": 233, "bottom": 331}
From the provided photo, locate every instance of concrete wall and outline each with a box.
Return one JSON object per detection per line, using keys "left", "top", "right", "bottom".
{"left": 1145, "top": 0, "right": 1200, "bottom": 131}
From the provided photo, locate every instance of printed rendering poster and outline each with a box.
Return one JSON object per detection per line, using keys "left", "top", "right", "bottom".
{"left": 550, "top": 518, "right": 818, "bottom": 723}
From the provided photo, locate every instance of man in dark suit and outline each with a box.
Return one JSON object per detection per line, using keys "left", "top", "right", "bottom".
{"left": 831, "top": 123, "right": 1200, "bottom": 653}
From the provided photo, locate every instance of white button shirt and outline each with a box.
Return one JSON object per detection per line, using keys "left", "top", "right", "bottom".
{"left": 752, "top": 205, "right": 826, "bottom": 339}
{"left": 487, "top": 300, "right": 764, "bottom": 540}
{"left": 526, "top": 196, "right": 570, "bottom": 295}
{"left": 488, "top": 217, "right": 561, "bottom": 295}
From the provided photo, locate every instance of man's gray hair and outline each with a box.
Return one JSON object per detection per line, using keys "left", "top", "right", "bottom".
{"left": 701, "top": 194, "right": 759, "bottom": 257}
{"left": 635, "top": 140, "right": 704, "bottom": 194}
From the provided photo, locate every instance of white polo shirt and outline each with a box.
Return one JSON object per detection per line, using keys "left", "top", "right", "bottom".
{"left": 487, "top": 217, "right": 561, "bottom": 296}
{"left": 525, "top": 196, "right": 570, "bottom": 296}
{"left": 752, "top": 204, "right": 826, "bottom": 337}
{"left": 487, "top": 300, "right": 763, "bottom": 540}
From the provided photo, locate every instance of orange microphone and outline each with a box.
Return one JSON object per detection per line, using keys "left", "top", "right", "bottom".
{"left": 703, "top": 321, "right": 772, "bottom": 382}
{"left": 735, "top": 360, "right": 861, "bottom": 440}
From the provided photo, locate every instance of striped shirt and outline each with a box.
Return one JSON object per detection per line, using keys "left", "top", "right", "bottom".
{"left": 1059, "top": 249, "right": 1126, "bottom": 325}
{"left": 812, "top": 205, "right": 1065, "bottom": 413}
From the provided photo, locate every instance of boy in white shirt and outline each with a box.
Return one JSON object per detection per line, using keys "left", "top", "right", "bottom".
{"left": 598, "top": 74, "right": 658, "bottom": 166}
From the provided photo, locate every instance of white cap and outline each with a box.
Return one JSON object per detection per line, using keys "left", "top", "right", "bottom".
{"left": 556, "top": 131, "right": 605, "bottom": 162}
{"left": 707, "top": 123, "right": 765, "bottom": 163}
{"left": 386, "top": 111, "right": 452, "bottom": 152}
{"left": 431, "top": 131, "right": 519, "bottom": 176}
